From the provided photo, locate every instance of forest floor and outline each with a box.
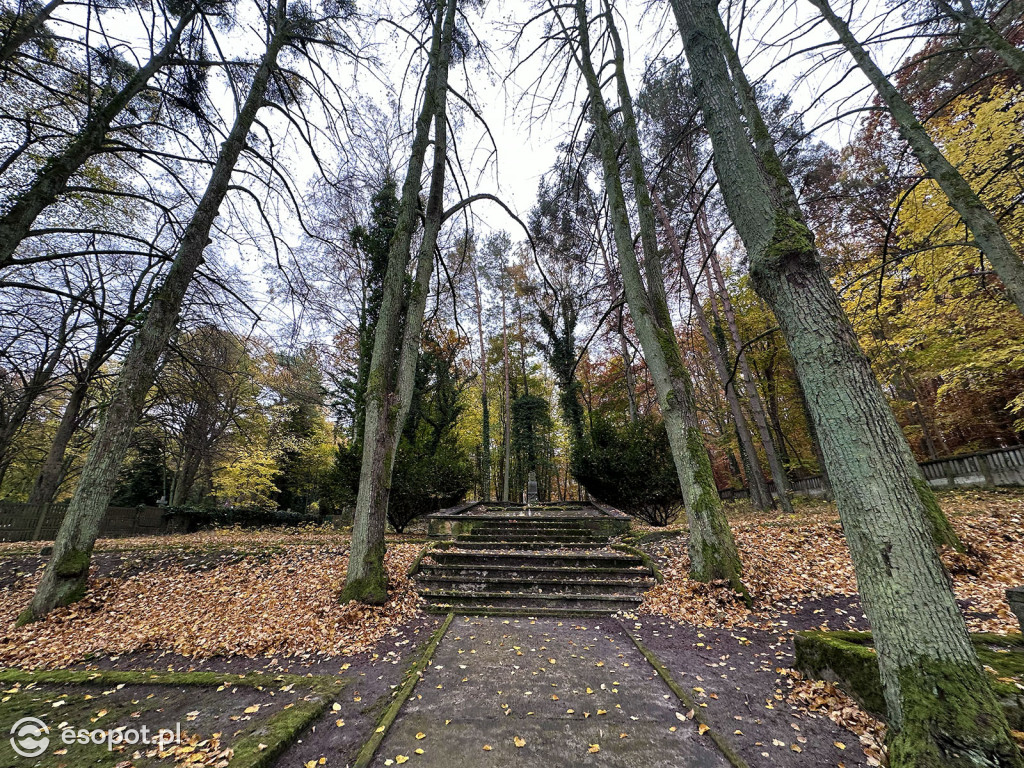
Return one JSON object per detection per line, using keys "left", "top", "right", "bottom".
{"left": 0, "top": 489, "right": 1019, "bottom": 767}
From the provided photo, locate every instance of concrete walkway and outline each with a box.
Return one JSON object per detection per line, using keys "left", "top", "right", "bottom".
{"left": 370, "top": 616, "right": 731, "bottom": 767}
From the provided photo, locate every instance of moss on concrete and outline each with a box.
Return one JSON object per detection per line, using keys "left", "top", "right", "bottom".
{"left": 795, "top": 630, "right": 1024, "bottom": 735}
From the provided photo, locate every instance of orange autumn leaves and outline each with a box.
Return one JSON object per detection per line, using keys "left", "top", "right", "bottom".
{"left": 639, "top": 492, "right": 1024, "bottom": 631}
{"left": 0, "top": 541, "right": 422, "bottom": 668}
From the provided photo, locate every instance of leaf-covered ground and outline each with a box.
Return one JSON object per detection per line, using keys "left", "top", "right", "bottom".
{"left": 631, "top": 489, "right": 1024, "bottom": 767}
{"left": 637, "top": 489, "right": 1024, "bottom": 633}
{"left": 0, "top": 528, "right": 423, "bottom": 669}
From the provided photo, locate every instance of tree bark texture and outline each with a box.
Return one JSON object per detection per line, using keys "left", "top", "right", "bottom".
{"left": 341, "top": 0, "right": 456, "bottom": 604}
{"left": 568, "top": 0, "right": 746, "bottom": 595}
{"left": 671, "top": 0, "right": 1022, "bottom": 763}
{"left": 21, "top": 4, "right": 289, "bottom": 622}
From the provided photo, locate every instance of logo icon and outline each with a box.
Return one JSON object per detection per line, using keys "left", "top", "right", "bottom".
{"left": 10, "top": 717, "right": 49, "bottom": 758}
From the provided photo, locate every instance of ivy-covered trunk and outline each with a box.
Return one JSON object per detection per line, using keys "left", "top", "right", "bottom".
{"left": 340, "top": 0, "right": 456, "bottom": 605}
{"left": 0, "top": 3, "right": 200, "bottom": 270}
{"left": 568, "top": 0, "right": 746, "bottom": 595}
{"left": 671, "top": 0, "right": 1022, "bottom": 763}
{"left": 806, "top": 0, "right": 1024, "bottom": 319}
{"left": 19, "top": 4, "right": 290, "bottom": 623}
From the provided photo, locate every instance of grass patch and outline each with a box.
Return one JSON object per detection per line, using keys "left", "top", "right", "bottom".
{"left": 0, "top": 666, "right": 346, "bottom": 767}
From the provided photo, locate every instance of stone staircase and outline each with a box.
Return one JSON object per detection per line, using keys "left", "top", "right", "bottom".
{"left": 415, "top": 510, "right": 655, "bottom": 616}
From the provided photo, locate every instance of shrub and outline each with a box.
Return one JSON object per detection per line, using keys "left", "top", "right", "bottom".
{"left": 572, "top": 415, "right": 683, "bottom": 526}
{"left": 387, "top": 435, "right": 473, "bottom": 533}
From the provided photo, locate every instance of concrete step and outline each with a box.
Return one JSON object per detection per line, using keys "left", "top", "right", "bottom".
{"left": 421, "top": 604, "right": 618, "bottom": 617}
{"left": 428, "top": 550, "right": 643, "bottom": 569}
{"left": 417, "top": 563, "right": 650, "bottom": 580}
{"left": 443, "top": 540, "right": 607, "bottom": 551}
{"left": 419, "top": 590, "right": 642, "bottom": 612}
{"left": 454, "top": 535, "right": 608, "bottom": 545}
{"left": 466, "top": 531, "right": 603, "bottom": 541}
{"left": 416, "top": 575, "right": 653, "bottom": 595}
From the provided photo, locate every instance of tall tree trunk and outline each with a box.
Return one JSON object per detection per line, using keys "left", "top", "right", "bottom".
{"left": 699, "top": 220, "right": 795, "bottom": 512}
{"left": 26, "top": 377, "right": 88, "bottom": 505}
{"left": 20, "top": 6, "right": 289, "bottom": 623}
{"left": 807, "top": 0, "right": 1024, "bottom": 317}
{"left": 566, "top": 0, "right": 746, "bottom": 595}
{"left": 340, "top": 0, "right": 456, "bottom": 604}
{"left": 472, "top": 259, "right": 491, "bottom": 501}
{"left": 671, "top": 1, "right": 1021, "bottom": 763}
{"left": 0, "top": 0, "right": 63, "bottom": 66}
{"left": 0, "top": 4, "right": 199, "bottom": 270}
{"left": 933, "top": 0, "right": 1024, "bottom": 82}
{"left": 652, "top": 189, "right": 773, "bottom": 511}
{"left": 592, "top": 209, "right": 639, "bottom": 423}
{"left": 501, "top": 287, "right": 511, "bottom": 503}
{"left": 717, "top": 6, "right": 961, "bottom": 550}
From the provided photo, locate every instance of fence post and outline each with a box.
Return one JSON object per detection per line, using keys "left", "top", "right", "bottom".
{"left": 942, "top": 459, "right": 957, "bottom": 489}
{"left": 977, "top": 453, "right": 996, "bottom": 488}
{"left": 29, "top": 503, "right": 49, "bottom": 542}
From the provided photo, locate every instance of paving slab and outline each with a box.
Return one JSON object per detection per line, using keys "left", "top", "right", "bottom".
{"left": 370, "top": 616, "right": 731, "bottom": 767}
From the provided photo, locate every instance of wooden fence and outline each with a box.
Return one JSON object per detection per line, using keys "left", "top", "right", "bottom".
{"left": 720, "top": 444, "right": 1024, "bottom": 501}
{"left": 0, "top": 503, "right": 176, "bottom": 543}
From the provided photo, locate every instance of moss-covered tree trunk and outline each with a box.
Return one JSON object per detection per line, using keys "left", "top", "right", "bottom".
{"left": 340, "top": 0, "right": 456, "bottom": 604}
{"left": 716, "top": 8, "right": 962, "bottom": 551}
{"left": 671, "top": 0, "right": 1022, "bottom": 763}
{"left": 566, "top": 0, "right": 745, "bottom": 594}
{"left": 0, "top": 3, "right": 199, "bottom": 270}
{"left": 699, "top": 214, "right": 795, "bottom": 512}
{"left": 806, "top": 0, "right": 1024, "bottom": 319}
{"left": 20, "top": 4, "right": 290, "bottom": 623}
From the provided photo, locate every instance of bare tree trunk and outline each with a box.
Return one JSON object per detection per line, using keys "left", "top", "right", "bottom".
{"left": 0, "top": 4, "right": 199, "bottom": 270}
{"left": 565, "top": 0, "right": 746, "bottom": 595}
{"left": 701, "top": 228, "right": 795, "bottom": 512}
{"left": 341, "top": 0, "right": 456, "bottom": 604}
{"left": 0, "top": 0, "right": 63, "bottom": 66}
{"left": 716, "top": 6, "right": 961, "bottom": 550}
{"left": 501, "top": 286, "right": 511, "bottom": 503}
{"left": 934, "top": 0, "right": 1024, "bottom": 82}
{"left": 671, "top": 1, "right": 1021, "bottom": 763}
{"left": 652, "top": 189, "right": 773, "bottom": 511}
{"left": 592, "top": 208, "right": 639, "bottom": 423}
{"left": 26, "top": 377, "right": 87, "bottom": 505}
{"left": 807, "top": 0, "right": 1024, "bottom": 318}
{"left": 20, "top": 5, "right": 289, "bottom": 622}
{"left": 472, "top": 259, "right": 491, "bottom": 501}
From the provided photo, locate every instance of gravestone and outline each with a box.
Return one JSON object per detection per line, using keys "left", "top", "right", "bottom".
{"left": 1007, "top": 587, "right": 1024, "bottom": 633}
{"left": 527, "top": 472, "right": 538, "bottom": 503}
